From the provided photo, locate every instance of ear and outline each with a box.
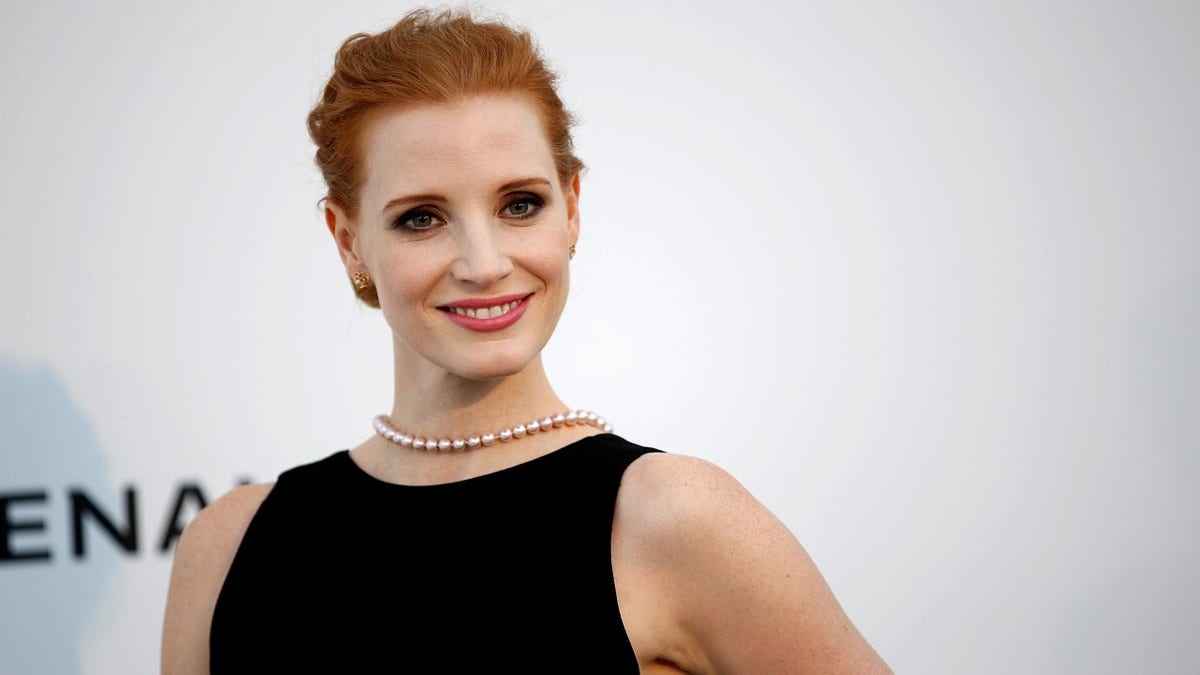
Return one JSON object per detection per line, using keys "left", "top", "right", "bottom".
{"left": 565, "top": 172, "right": 581, "bottom": 247}
{"left": 326, "top": 200, "right": 365, "bottom": 272}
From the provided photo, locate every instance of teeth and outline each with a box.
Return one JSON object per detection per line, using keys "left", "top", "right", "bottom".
{"left": 450, "top": 299, "right": 521, "bottom": 319}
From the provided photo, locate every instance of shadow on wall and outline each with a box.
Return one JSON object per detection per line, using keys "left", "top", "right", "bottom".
{"left": 0, "top": 357, "right": 115, "bottom": 675}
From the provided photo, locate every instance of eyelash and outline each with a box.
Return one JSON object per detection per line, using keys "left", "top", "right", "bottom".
{"left": 394, "top": 209, "right": 444, "bottom": 232}
{"left": 392, "top": 194, "right": 546, "bottom": 233}
{"left": 502, "top": 194, "right": 545, "bottom": 219}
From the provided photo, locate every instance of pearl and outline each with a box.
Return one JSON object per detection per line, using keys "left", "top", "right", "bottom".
{"left": 372, "top": 411, "right": 613, "bottom": 453}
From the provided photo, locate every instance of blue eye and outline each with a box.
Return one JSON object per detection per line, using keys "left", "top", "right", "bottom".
{"left": 395, "top": 209, "right": 443, "bottom": 232}
{"left": 503, "top": 195, "right": 544, "bottom": 218}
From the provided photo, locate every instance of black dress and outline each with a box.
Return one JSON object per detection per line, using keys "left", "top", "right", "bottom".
{"left": 210, "top": 433, "right": 660, "bottom": 674}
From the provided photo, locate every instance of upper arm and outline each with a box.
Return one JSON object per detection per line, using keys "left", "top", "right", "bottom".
{"left": 618, "top": 455, "right": 890, "bottom": 674}
{"left": 161, "top": 483, "right": 273, "bottom": 675}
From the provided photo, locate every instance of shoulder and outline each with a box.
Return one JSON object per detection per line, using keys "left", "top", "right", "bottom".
{"left": 179, "top": 483, "right": 276, "bottom": 553}
{"left": 617, "top": 453, "right": 800, "bottom": 596}
{"left": 161, "top": 482, "right": 274, "bottom": 675}
{"left": 617, "top": 452, "right": 760, "bottom": 542}
{"left": 615, "top": 453, "right": 891, "bottom": 674}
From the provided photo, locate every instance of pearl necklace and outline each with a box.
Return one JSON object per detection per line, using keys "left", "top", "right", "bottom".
{"left": 373, "top": 409, "right": 612, "bottom": 452}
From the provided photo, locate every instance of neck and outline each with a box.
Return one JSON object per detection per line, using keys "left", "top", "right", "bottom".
{"left": 389, "top": 353, "right": 566, "bottom": 439}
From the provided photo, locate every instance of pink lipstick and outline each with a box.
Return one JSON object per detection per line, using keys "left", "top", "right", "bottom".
{"left": 438, "top": 293, "right": 531, "bottom": 332}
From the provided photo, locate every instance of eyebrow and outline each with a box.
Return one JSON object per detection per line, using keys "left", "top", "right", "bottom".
{"left": 383, "top": 192, "right": 446, "bottom": 213}
{"left": 381, "top": 177, "right": 552, "bottom": 214}
{"left": 498, "top": 176, "right": 552, "bottom": 192}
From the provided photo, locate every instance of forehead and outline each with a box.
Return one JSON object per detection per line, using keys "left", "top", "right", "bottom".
{"left": 358, "top": 94, "right": 556, "bottom": 203}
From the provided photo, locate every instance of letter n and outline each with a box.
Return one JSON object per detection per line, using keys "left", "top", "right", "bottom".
{"left": 70, "top": 487, "right": 138, "bottom": 558}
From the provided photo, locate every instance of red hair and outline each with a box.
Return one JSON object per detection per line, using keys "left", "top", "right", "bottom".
{"left": 308, "top": 9, "right": 583, "bottom": 306}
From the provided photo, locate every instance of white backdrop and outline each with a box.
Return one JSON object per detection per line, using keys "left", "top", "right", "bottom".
{"left": 2, "top": 1, "right": 1197, "bottom": 673}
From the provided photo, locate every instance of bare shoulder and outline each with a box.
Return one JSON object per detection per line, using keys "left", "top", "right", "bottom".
{"left": 617, "top": 453, "right": 780, "bottom": 552}
{"left": 174, "top": 483, "right": 275, "bottom": 562}
{"left": 161, "top": 483, "right": 274, "bottom": 675}
{"left": 619, "top": 452, "right": 753, "bottom": 519}
{"left": 616, "top": 453, "right": 891, "bottom": 674}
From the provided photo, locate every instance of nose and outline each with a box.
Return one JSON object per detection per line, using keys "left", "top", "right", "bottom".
{"left": 449, "top": 220, "right": 513, "bottom": 288}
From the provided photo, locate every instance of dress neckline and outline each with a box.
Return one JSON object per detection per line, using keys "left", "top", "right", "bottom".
{"left": 337, "top": 432, "right": 614, "bottom": 490}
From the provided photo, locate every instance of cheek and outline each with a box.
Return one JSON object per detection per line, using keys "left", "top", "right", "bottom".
{"left": 521, "top": 238, "right": 570, "bottom": 286}
{"left": 373, "top": 254, "right": 435, "bottom": 310}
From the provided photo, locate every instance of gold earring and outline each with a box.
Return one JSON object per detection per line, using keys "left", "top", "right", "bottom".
{"left": 352, "top": 271, "right": 372, "bottom": 290}
{"left": 568, "top": 243, "right": 576, "bottom": 260}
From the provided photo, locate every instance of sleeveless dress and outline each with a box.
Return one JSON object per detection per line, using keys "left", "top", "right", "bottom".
{"left": 209, "top": 433, "right": 660, "bottom": 674}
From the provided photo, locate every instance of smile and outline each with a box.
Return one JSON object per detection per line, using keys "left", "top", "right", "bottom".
{"left": 438, "top": 293, "right": 532, "bottom": 332}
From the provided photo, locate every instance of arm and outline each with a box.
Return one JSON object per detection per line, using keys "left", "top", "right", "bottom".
{"left": 161, "top": 483, "right": 273, "bottom": 675}
{"left": 616, "top": 454, "right": 891, "bottom": 674}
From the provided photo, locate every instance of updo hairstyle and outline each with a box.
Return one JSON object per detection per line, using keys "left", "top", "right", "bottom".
{"left": 307, "top": 8, "right": 584, "bottom": 307}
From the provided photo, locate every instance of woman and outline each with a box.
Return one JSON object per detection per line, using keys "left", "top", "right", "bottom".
{"left": 162, "top": 9, "right": 890, "bottom": 674}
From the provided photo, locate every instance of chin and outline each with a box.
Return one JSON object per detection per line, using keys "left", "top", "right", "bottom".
{"left": 444, "top": 346, "right": 541, "bottom": 382}
{"left": 452, "top": 362, "right": 530, "bottom": 382}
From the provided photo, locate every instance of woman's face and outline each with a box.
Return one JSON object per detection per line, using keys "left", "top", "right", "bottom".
{"left": 329, "top": 94, "right": 579, "bottom": 382}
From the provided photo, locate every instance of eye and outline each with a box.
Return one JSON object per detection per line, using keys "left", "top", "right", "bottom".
{"left": 502, "top": 195, "right": 544, "bottom": 219}
{"left": 394, "top": 208, "right": 444, "bottom": 232}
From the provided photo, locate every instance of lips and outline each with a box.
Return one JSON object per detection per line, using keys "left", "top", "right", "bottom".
{"left": 438, "top": 293, "right": 532, "bottom": 332}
